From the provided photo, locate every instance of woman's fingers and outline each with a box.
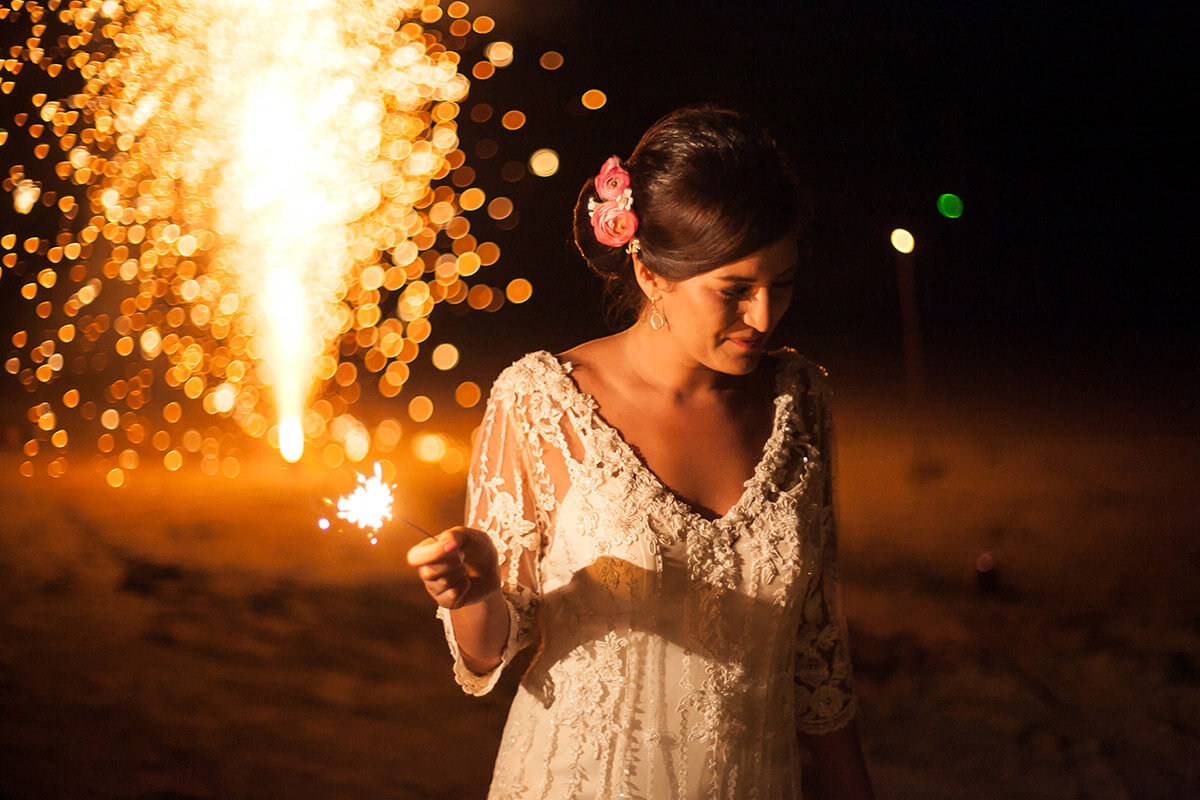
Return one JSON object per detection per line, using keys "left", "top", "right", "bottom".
{"left": 407, "top": 526, "right": 500, "bottom": 608}
{"left": 406, "top": 530, "right": 460, "bottom": 567}
{"left": 425, "top": 572, "right": 471, "bottom": 601}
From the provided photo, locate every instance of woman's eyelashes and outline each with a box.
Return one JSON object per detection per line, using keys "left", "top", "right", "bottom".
{"left": 719, "top": 280, "right": 794, "bottom": 302}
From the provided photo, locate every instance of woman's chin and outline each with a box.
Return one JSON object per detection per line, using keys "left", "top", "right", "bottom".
{"left": 713, "top": 349, "right": 763, "bottom": 375}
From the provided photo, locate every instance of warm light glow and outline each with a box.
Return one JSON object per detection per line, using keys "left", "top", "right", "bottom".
{"left": 455, "top": 380, "right": 481, "bottom": 408}
{"left": 334, "top": 461, "right": 394, "bottom": 534}
{"left": 581, "top": 89, "right": 608, "bottom": 110}
{"left": 501, "top": 110, "right": 526, "bottom": 130}
{"left": 279, "top": 416, "right": 304, "bottom": 463}
{"left": 485, "top": 41, "right": 514, "bottom": 68}
{"left": 891, "top": 228, "right": 915, "bottom": 254}
{"left": 12, "top": 179, "right": 40, "bottom": 214}
{"left": 431, "top": 343, "right": 460, "bottom": 370}
{"left": 408, "top": 395, "right": 434, "bottom": 422}
{"left": 2, "top": 0, "right": 524, "bottom": 477}
{"left": 528, "top": 148, "right": 559, "bottom": 177}
{"left": 414, "top": 432, "right": 447, "bottom": 462}
{"left": 506, "top": 278, "right": 533, "bottom": 304}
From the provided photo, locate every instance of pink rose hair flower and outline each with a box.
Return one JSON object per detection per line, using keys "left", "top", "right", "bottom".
{"left": 588, "top": 156, "right": 639, "bottom": 250}
{"left": 590, "top": 201, "right": 638, "bottom": 247}
{"left": 594, "top": 156, "right": 631, "bottom": 201}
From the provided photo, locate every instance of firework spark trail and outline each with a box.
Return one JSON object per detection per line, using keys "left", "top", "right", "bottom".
{"left": 100, "top": 0, "right": 468, "bottom": 461}
{"left": 2, "top": 0, "right": 523, "bottom": 481}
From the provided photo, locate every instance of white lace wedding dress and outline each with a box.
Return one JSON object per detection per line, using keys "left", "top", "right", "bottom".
{"left": 437, "top": 349, "right": 856, "bottom": 800}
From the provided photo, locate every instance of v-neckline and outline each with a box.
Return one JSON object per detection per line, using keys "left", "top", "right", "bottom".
{"left": 538, "top": 351, "right": 795, "bottom": 525}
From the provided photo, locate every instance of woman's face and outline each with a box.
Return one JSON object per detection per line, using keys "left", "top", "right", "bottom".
{"left": 655, "top": 235, "right": 798, "bottom": 375}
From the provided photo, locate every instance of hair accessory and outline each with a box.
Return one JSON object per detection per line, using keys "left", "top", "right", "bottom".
{"left": 588, "top": 156, "right": 639, "bottom": 252}
{"left": 648, "top": 298, "right": 666, "bottom": 330}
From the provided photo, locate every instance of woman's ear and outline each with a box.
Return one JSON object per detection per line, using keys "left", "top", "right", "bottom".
{"left": 632, "top": 252, "right": 665, "bottom": 300}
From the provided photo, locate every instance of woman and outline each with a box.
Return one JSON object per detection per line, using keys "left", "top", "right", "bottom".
{"left": 408, "top": 107, "right": 873, "bottom": 800}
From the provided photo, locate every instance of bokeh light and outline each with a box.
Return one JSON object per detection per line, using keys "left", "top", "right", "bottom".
{"left": 937, "top": 193, "right": 964, "bottom": 219}
{"left": 485, "top": 41, "right": 514, "bottom": 68}
{"left": 3, "top": 0, "right": 543, "bottom": 481}
{"left": 454, "top": 380, "right": 481, "bottom": 408}
{"left": 505, "top": 278, "right": 532, "bottom": 304}
{"left": 528, "top": 149, "right": 559, "bottom": 177}
{"left": 581, "top": 89, "right": 607, "bottom": 110}
{"left": 430, "top": 342, "right": 459, "bottom": 370}
{"left": 891, "top": 228, "right": 915, "bottom": 254}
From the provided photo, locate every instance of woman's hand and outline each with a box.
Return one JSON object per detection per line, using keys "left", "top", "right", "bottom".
{"left": 407, "top": 526, "right": 501, "bottom": 610}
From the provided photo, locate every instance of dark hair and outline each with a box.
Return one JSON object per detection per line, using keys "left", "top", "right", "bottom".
{"left": 574, "top": 106, "right": 803, "bottom": 322}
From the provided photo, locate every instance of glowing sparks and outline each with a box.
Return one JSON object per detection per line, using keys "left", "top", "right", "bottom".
{"left": 278, "top": 415, "right": 305, "bottom": 464}
{"left": 3, "top": 0, "right": 532, "bottom": 480}
{"left": 334, "top": 461, "right": 395, "bottom": 544}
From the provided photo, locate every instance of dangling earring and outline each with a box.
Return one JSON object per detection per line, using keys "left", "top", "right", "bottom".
{"left": 648, "top": 298, "right": 665, "bottom": 331}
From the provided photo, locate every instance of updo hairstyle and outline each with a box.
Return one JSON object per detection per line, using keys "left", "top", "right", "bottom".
{"left": 574, "top": 106, "right": 802, "bottom": 322}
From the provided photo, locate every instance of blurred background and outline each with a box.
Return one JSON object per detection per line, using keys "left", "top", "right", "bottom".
{"left": 1, "top": 2, "right": 1196, "bottom": 798}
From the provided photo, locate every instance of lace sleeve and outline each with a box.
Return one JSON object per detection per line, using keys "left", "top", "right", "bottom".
{"left": 793, "top": 369, "right": 857, "bottom": 734}
{"left": 437, "top": 366, "right": 548, "bottom": 696}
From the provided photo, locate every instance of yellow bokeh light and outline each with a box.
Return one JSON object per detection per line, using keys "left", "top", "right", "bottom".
{"left": 408, "top": 395, "right": 434, "bottom": 422}
{"left": 487, "top": 197, "right": 514, "bottom": 220}
{"left": 891, "top": 228, "right": 915, "bottom": 254}
{"left": 467, "top": 285, "right": 493, "bottom": 310}
{"left": 460, "top": 187, "right": 486, "bottom": 211}
{"left": 374, "top": 418, "right": 403, "bottom": 452}
{"left": 486, "top": 41, "right": 514, "bottom": 68}
{"left": 455, "top": 381, "right": 481, "bottom": 408}
{"left": 431, "top": 343, "right": 459, "bottom": 371}
{"left": 528, "top": 148, "right": 559, "bottom": 177}
{"left": 501, "top": 110, "right": 526, "bottom": 131}
{"left": 581, "top": 90, "right": 608, "bottom": 110}
{"left": 413, "top": 432, "right": 446, "bottom": 462}
{"left": 506, "top": 278, "right": 533, "bottom": 304}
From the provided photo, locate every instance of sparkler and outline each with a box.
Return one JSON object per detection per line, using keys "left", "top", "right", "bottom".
{"left": 3, "top": 0, "right": 529, "bottom": 482}
{"left": 320, "top": 460, "right": 433, "bottom": 545}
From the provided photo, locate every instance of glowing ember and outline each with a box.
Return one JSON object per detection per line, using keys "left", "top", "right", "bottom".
{"left": 335, "top": 461, "right": 395, "bottom": 543}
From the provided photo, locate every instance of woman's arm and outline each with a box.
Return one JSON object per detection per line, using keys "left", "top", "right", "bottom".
{"left": 798, "top": 720, "right": 874, "bottom": 800}
{"left": 408, "top": 526, "right": 508, "bottom": 674}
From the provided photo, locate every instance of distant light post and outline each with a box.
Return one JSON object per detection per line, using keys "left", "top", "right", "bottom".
{"left": 891, "top": 228, "right": 928, "bottom": 477}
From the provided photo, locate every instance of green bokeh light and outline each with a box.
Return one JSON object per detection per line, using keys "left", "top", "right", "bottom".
{"left": 937, "top": 193, "right": 963, "bottom": 219}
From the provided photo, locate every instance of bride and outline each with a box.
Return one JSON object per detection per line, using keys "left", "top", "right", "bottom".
{"left": 408, "top": 106, "right": 873, "bottom": 800}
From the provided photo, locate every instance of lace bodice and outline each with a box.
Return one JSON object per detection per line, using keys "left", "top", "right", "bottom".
{"left": 437, "top": 349, "right": 856, "bottom": 800}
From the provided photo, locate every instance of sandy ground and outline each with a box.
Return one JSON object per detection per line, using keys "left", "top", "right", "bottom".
{"left": 2, "top": 337, "right": 1199, "bottom": 799}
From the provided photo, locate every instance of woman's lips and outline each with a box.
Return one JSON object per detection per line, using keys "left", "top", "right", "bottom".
{"left": 727, "top": 336, "right": 763, "bottom": 351}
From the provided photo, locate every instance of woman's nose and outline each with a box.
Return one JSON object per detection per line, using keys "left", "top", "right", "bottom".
{"left": 743, "top": 291, "right": 771, "bottom": 332}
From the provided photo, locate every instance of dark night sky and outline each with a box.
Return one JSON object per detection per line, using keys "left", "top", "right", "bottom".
{"left": 454, "top": 1, "right": 1193, "bottom": 360}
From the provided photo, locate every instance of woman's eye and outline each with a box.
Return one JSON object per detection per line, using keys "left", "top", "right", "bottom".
{"left": 721, "top": 287, "right": 750, "bottom": 300}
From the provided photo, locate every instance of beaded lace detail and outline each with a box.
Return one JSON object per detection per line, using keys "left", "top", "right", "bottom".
{"left": 437, "top": 349, "right": 856, "bottom": 799}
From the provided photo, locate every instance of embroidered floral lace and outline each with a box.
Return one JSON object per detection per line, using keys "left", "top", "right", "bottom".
{"left": 437, "top": 350, "right": 856, "bottom": 799}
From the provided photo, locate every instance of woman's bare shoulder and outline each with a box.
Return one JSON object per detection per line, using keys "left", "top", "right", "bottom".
{"left": 557, "top": 333, "right": 627, "bottom": 398}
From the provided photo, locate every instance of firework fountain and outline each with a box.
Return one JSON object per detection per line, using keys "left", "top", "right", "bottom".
{"left": 3, "top": 0, "right": 528, "bottom": 486}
